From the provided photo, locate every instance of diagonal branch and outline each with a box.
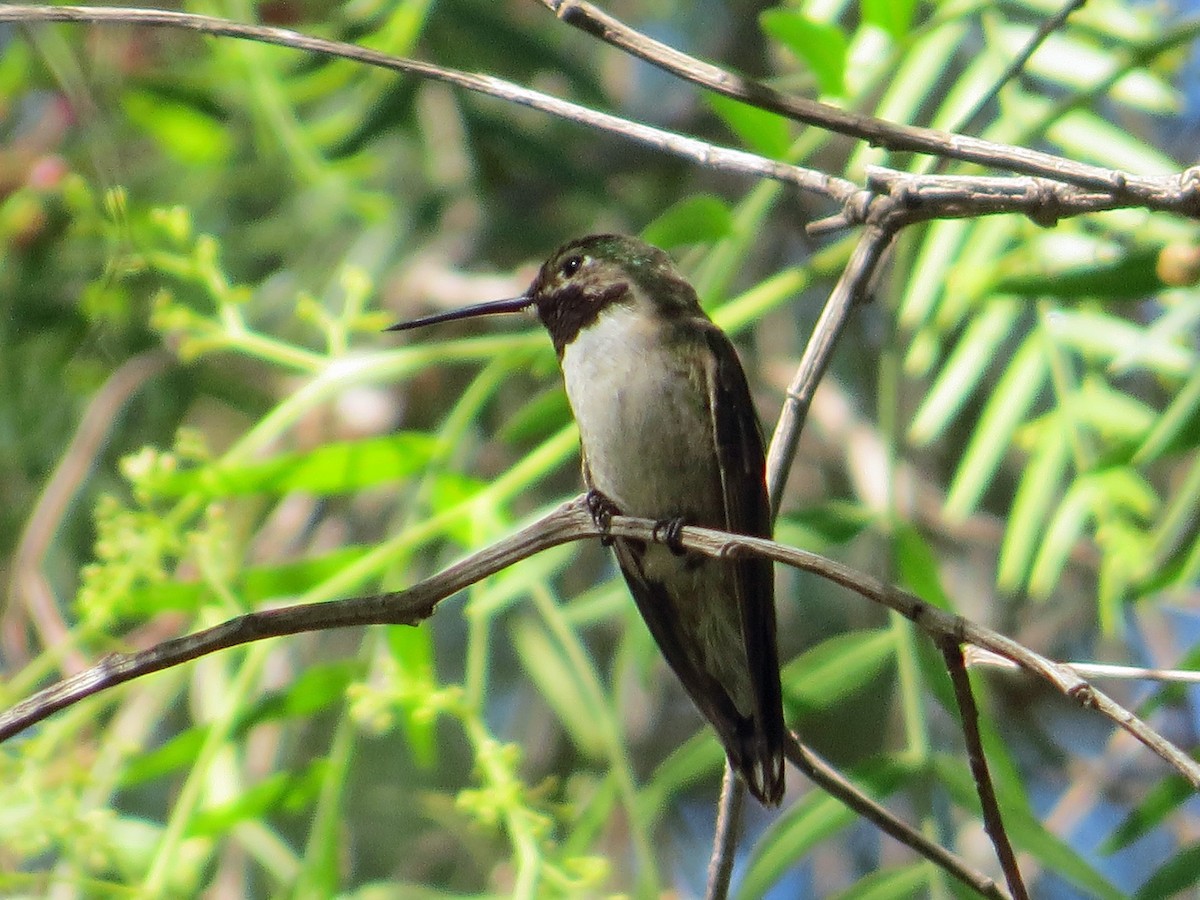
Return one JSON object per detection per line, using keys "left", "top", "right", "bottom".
{"left": 942, "top": 642, "right": 1029, "bottom": 900}
{"left": 535, "top": 0, "right": 1188, "bottom": 207}
{"left": 0, "top": 4, "right": 856, "bottom": 205}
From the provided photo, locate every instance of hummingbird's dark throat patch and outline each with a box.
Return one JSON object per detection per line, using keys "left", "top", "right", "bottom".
{"left": 536, "top": 281, "right": 629, "bottom": 354}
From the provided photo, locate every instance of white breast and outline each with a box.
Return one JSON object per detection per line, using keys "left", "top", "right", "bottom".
{"left": 559, "top": 306, "right": 719, "bottom": 522}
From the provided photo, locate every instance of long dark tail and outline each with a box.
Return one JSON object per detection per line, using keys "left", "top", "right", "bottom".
{"left": 731, "top": 717, "right": 785, "bottom": 805}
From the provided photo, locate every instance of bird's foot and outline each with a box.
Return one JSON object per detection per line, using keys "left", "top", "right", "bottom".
{"left": 653, "top": 516, "right": 688, "bottom": 556}
{"left": 586, "top": 489, "right": 620, "bottom": 547}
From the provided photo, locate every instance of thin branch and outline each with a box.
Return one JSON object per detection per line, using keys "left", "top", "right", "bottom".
{"left": 0, "top": 4, "right": 856, "bottom": 206}
{"left": 767, "top": 223, "right": 896, "bottom": 512}
{"left": 3, "top": 351, "right": 172, "bottom": 672}
{"left": 704, "top": 765, "right": 745, "bottom": 900}
{"left": 536, "top": 0, "right": 1199, "bottom": 212}
{"left": 952, "top": 0, "right": 1088, "bottom": 139}
{"left": 584, "top": 519, "right": 1200, "bottom": 788}
{"left": 942, "top": 643, "right": 1029, "bottom": 900}
{"left": 784, "top": 735, "right": 1010, "bottom": 900}
{"left": 0, "top": 496, "right": 596, "bottom": 742}
{"left": 3, "top": 499, "right": 1193, "bottom": 896}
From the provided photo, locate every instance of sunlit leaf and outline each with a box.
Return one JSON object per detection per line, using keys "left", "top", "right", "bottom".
{"left": 760, "top": 10, "right": 848, "bottom": 97}
{"left": 782, "top": 629, "right": 897, "bottom": 713}
{"left": 641, "top": 195, "right": 734, "bottom": 249}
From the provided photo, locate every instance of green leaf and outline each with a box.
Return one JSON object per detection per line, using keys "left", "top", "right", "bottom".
{"left": 386, "top": 625, "right": 439, "bottom": 768}
{"left": 499, "top": 386, "right": 571, "bottom": 444}
{"left": 861, "top": 0, "right": 917, "bottom": 39}
{"left": 706, "top": 94, "right": 792, "bottom": 159}
{"left": 1103, "top": 774, "right": 1193, "bottom": 853}
{"left": 828, "top": 864, "right": 930, "bottom": 900}
{"left": 1134, "top": 365, "right": 1200, "bottom": 462}
{"left": 640, "top": 730, "right": 723, "bottom": 813}
{"left": 776, "top": 501, "right": 874, "bottom": 546}
{"left": 119, "top": 546, "right": 372, "bottom": 617}
{"left": 945, "top": 331, "right": 1049, "bottom": 520}
{"left": 1049, "top": 109, "right": 1179, "bottom": 175}
{"left": 1046, "top": 309, "right": 1195, "bottom": 378}
{"left": 188, "top": 761, "right": 328, "bottom": 836}
{"left": 998, "top": 420, "right": 1070, "bottom": 592}
{"left": 1029, "top": 469, "right": 1158, "bottom": 598}
{"left": 641, "top": 195, "right": 734, "bottom": 249}
{"left": 736, "top": 757, "right": 914, "bottom": 900}
{"left": 122, "top": 91, "right": 232, "bottom": 166}
{"left": 510, "top": 617, "right": 607, "bottom": 759}
{"left": 759, "top": 10, "right": 848, "bottom": 97}
{"left": 1134, "top": 843, "right": 1200, "bottom": 899}
{"left": 782, "top": 629, "right": 897, "bottom": 713}
{"left": 145, "top": 434, "right": 437, "bottom": 497}
{"left": 895, "top": 524, "right": 953, "bottom": 611}
{"left": 992, "top": 245, "right": 1162, "bottom": 300}
{"left": 908, "top": 298, "right": 1020, "bottom": 444}
{"left": 934, "top": 754, "right": 1123, "bottom": 900}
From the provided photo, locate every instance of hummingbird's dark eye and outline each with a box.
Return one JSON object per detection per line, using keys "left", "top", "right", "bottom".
{"left": 560, "top": 255, "right": 583, "bottom": 278}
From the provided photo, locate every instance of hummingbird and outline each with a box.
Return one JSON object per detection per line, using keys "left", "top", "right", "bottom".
{"left": 389, "top": 234, "right": 786, "bottom": 805}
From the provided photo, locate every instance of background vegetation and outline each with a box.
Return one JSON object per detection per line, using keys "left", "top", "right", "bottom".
{"left": 2, "top": 0, "right": 1199, "bottom": 896}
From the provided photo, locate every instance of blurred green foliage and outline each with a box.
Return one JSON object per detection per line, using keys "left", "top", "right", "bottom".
{"left": 2, "top": 0, "right": 1200, "bottom": 897}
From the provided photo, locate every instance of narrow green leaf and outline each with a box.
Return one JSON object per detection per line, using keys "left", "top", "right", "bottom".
{"left": 895, "top": 524, "right": 953, "bottom": 611}
{"left": 861, "top": 0, "right": 917, "bottom": 39}
{"left": 1134, "top": 843, "right": 1200, "bottom": 900}
{"left": 499, "top": 386, "right": 571, "bottom": 444}
{"left": 1049, "top": 109, "right": 1178, "bottom": 175}
{"left": 934, "top": 754, "right": 1123, "bottom": 900}
{"left": 122, "top": 91, "right": 232, "bottom": 166}
{"left": 244, "top": 661, "right": 359, "bottom": 728}
{"left": 706, "top": 94, "right": 792, "bottom": 159}
{"left": 640, "top": 730, "right": 723, "bottom": 814}
{"left": 1134, "top": 365, "right": 1200, "bottom": 462}
{"left": 782, "top": 629, "right": 897, "bottom": 713}
{"left": 1103, "top": 775, "right": 1193, "bottom": 853}
{"left": 641, "top": 194, "right": 734, "bottom": 249}
{"left": 828, "top": 864, "right": 930, "bottom": 900}
{"left": 386, "top": 625, "right": 439, "bottom": 768}
{"left": 510, "top": 617, "right": 606, "bottom": 759}
{"left": 1028, "top": 475, "right": 1098, "bottom": 598}
{"left": 908, "top": 298, "right": 1020, "bottom": 444}
{"left": 119, "top": 546, "right": 372, "bottom": 617}
{"left": 945, "top": 332, "right": 1049, "bottom": 520}
{"left": 145, "top": 434, "right": 437, "bottom": 497}
{"left": 1046, "top": 309, "right": 1194, "bottom": 378}
{"left": 1075, "top": 377, "right": 1157, "bottom": 446}
{"left": 998, "top": 420, "right": 1070, "bottom": 592}
{"left": 188, "top": 761, "right": 327, "bottom": 836}
{"left": 760, "top": 10, "right": 848, "bottom": 97}
{"left": 735, "top": 757, "right": 914, "bottom": 900}
{"left": 993, "top": 246, "right": 1162, "bottom": 300}
{"left": 776, "top": 501, "right": 874, "bottom": 547}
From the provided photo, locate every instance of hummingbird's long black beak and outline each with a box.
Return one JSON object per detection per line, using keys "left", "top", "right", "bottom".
{"left": 386, "top": 295, "right": 534, "bottom": 332}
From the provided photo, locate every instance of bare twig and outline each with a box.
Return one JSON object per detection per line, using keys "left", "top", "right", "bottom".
{"left": 0, "top": 4, "right": 856, "bottom": 206}
{"left": 967, "top": 646, "right": 1200, "bottom": 683}
{"left": 951, "top": 0, "right": 1088, "bottom": 139}
{"left": 942, "top": 643, "right": 1029, "bottom": 900}
{"left": 3, "top": 502, "right": 1195, "bottom": 894}
{"left": 0, "top": 496, "right": 595, "bottom": 742}
{"left": 3, "top": 351, "right": 172, "bottom": 672}
{"left": 704, "top": 765, "right": 745, "bottom": 900}
{"left": 767, "top": 223, "right": 896, "bottom": 512}
{"left": 535, "top": 0, "right": 1199, "bottom": 212}
{"left": 784, "top": 735, "right": 1009, "bottom": 900}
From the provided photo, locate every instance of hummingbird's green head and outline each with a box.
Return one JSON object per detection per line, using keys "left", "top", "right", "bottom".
{"left": 528, "top": 235, "right": 700, "bottom": 352}
{"left": 387, "top": 234, "right": 702, "bottom": 353}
